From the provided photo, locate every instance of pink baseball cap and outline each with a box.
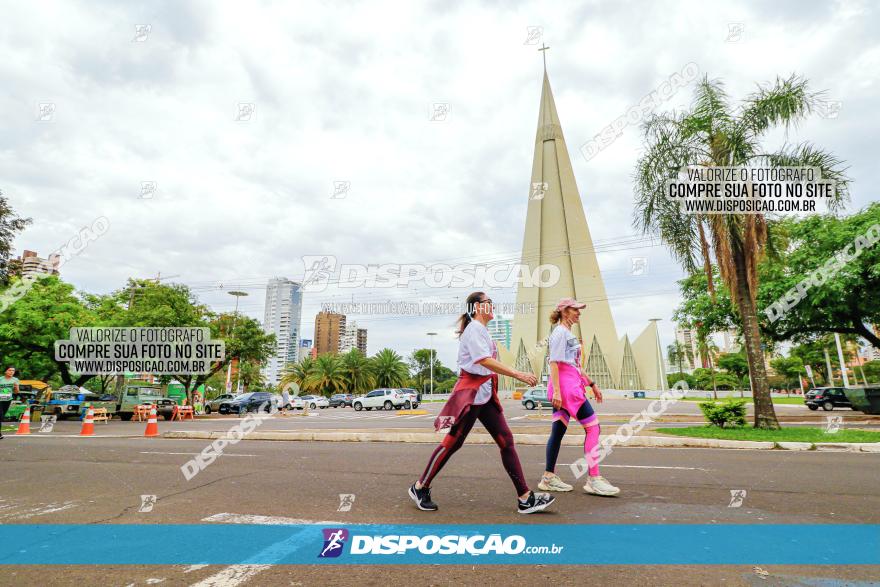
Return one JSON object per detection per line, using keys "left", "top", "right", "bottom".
{"left": 556, "top": 297, "right": 586, "bottom": 310}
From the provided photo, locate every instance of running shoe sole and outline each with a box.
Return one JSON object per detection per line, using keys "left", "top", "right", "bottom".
{"left": 408, "top": 485, "right": 438, "bottom": 511}
{"left": 518, "top": 495, "right": 555, "bottom": 514}
{"left": 537, "top": 480, "right": 573, "bottom": 492}
{"left": 583, "top": 484, "right": 620, "bottom": 497}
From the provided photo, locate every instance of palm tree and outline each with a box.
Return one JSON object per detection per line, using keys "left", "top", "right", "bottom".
{"left": 306, "top": 353, "right": 348, "bottom": 397}
{"left": 667, "top": 341, "right": 694, "bottom": 376}
{"left": 634, "top": 75, "right": 849, "bottom": 428}
{"left": 340, "top": 348, "right": 375, "bottom": 393}
{"left": 370, "top": 348, "right": 409, "bottom": 388}
{"left": 280, "top": 356, "right": 315, "bottom": 394}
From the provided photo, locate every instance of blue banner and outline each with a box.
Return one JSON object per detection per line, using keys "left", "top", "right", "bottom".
{"left": 1, "top": 524, "right": 877, "bottom": 565}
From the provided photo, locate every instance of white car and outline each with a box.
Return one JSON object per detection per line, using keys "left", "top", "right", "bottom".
{"left": 299, "top": 395, "right": 329, "bottom": 409}
{"left": 283, "top": 396, "right": 304, "bottom": 410}
{"left": 397, "top": 388, "right": 420, "bottom": 409}
{"left": 353, "top": 388, "right": 407, "bottom": 411}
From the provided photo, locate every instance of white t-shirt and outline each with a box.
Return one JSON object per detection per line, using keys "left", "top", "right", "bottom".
{"left": 548, "top": 324, "right": 581, "bottom": 367}
{"left": 457, "top": 320, "right": 497, "bottom": 405}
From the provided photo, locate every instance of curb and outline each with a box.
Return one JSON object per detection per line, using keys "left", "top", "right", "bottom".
{"left": 160, "top": 431, "right": 880, "bottom": 452}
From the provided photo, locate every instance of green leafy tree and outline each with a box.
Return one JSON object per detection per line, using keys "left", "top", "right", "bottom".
{"left": 0, "top": 276, "right": 97, "bottom": 384}
{"left": 769, "top": 355, "right": 805, "bottom": 389}
{"left": 667, "top": 341, "right": 694, "bottom": 375}
{"left": 341, "top": 348, "right": 375, "bottom": 393}
{"left": 306, "top": 353, "right": 348, "bottom": 397}
{"left": 280, "top": 356, "right": 316, "bottom": 394}
{"left": 717, "top": 352, "right": 749, "bottom": 381}
{"left": 371, "top": 348, "right": 409, "bottom": 388}
{"left": 635, "top": 74, "right": 849, "bottom": 428}
{"left": 760, "top": 203, "right": 880, "bottom": 348}
{"left": 0, "top": 192, "right": 32, "bottom": 285}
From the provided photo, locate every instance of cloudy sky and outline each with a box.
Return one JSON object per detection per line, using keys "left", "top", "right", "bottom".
{"left": 2, "top": 0, "right": 878, "bottom": 368}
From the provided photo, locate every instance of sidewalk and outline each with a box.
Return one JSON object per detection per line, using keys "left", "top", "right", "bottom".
{"left": 163, "top": 428, "right": 880, "bottom": 452}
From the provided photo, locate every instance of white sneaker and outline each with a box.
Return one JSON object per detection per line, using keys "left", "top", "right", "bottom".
{"left": 584, "top": 475, "right": 620, "bottom": 496}
{"left": 538, "top": 473, "right": 573, "bottom": 492}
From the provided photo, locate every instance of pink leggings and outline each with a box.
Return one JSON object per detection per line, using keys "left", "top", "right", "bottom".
{"left": 545, "top": 400, "right": 601, "bottom": 476}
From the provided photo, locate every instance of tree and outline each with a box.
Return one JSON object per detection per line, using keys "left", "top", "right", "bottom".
{"left": 717, "top": 352, "right": 749, "bottom": 381}
{"left": 667, "top": 341, "right": 693, "bottom": 375}
{"left": 760, "top": 203, "right": 880, "bottom": 348}
{"left": 770, "top": 355, "right": 805, "bottom": 389}
{"left": 371, "top": 348, "right": 409, "bottom": 388}
{"left": 306, "top": 353, "right": 348, "bottom": 397}
{"left": 280, "top": 356, "right": 316, "bottom": 394}
{"left": 635, "top": 74, "right": 849, "bottom": 428}
{"left": 341, "top": 348, "right": 375, "bottom": 393}
{"left": 862, "top": 361, "right": 880, "bottom": 384}
{"left": 0, "top": 191, "right": 32, "bottom": 286}
{"left": 0, "top": 275, "right": 97, "bottom": 385}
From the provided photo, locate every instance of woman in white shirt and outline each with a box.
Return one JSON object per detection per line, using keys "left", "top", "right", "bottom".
{"left": 537, "top": 298, "right": 619, "bottom": 496}
{"left": 409, "top": 291, "right": 556, "bottom": 514}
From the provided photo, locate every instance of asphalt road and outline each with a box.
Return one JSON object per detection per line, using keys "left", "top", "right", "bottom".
{"left": 1, "top": 434, "right": 878, "bottom": 586}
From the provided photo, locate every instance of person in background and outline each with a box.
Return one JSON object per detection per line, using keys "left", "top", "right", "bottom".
{"left": 280, "top": 387, "right": 291, "bottom": 416}
{"left": 0, "top": 367, "right": 21, "bottom": 439}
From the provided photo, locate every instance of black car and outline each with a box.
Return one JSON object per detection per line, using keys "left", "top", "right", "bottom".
{"left": 805, "top": 387, "right": 853, "bottom": 411}
{"left": 219, "top": 392, "right": 275, "bottom": 415}
{"left": 329, "top": 393, "right": 354, "bottom": 408}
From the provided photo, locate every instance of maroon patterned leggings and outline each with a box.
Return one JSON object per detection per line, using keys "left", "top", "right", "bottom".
{"left": 418, "top": 400, "right": 529, "bottom": 496}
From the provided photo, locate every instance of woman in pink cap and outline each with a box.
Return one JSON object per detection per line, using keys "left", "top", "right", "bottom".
{"left": 537, "top": 297, "right": 620, "bottom": 496}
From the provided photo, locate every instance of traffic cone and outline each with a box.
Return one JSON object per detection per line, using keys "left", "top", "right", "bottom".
{"left": 16, "top": 406, "right": 31, "bottom": 435}
{"left": 144, "top": 404, "right": 159, "bottom": 437}
{"left": 80, "top": 408, "right": 95, "bottom": 436}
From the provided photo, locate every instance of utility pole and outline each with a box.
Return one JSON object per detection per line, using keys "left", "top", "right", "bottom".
{"left": 834, "top": 333, "right": 850, "bottom": 388}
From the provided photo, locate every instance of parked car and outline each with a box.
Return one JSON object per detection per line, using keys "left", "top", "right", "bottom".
{"left": 353, "top": 388, "right": 406, "bottom": 411}
{"left": 299, "top": 395, "right": 329, "bottom": 409}
{"left": 805, "top": 387, "right": 853, "bottom": 411}
{"left": 284, "top": 396, "right": 305, "bottom": 410}
{"left": 398, "top": 388, "right": 420, "bottom": 409}
{"left": 521, "top": 387, "right": 552, "bottom": 410}
{"left": 218, "top": 391, "right": 276, "bottom": 415}
{"left": 44, "top": 386, "right": 120, "bottom": 420}
{"left": 204, "top": 393, "right": 235, "bottom": 414}
{"left": 329, "top": 393, "right": 354, "bottom": 408}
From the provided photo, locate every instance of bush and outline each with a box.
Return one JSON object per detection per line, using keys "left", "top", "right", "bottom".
{"left": 698, "top": 399, "right": 747, "bottom": 428}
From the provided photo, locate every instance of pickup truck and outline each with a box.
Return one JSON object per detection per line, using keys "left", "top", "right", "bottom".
{"left": 117, "top": 384, "right": 177, "bottom": 421}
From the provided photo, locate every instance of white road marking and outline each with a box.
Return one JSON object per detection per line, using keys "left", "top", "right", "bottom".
{"left": 139, "top": 452, "right": 257, "bottom": 457}
{"left": 510, "top": 416, "right": 527, "bottom": 420}
{"left": 202, "top": 513, "right": 344, "bottom": 525}
{"left": 192, "top": 514, "right": 345, "bottom": 587}
{"left": 555, "top": 463, "right": 705, "bottom": 470}
{"left": 183, "top": 564, "right": 210, "bottom": 573}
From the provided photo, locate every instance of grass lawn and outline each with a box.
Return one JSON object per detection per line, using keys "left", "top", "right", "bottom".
{"left": 656, "top": 426, "right": 880, "bottom": 443}
{"left": 678, "top": 396, "right": 805, "bottom": 405}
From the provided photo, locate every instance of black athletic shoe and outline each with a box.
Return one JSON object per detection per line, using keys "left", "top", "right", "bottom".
{"left": 408, "top": 483, "right": 438, "bottom": 511}
{"left": 517, "top": 491, "right": 555, "bottom": 514}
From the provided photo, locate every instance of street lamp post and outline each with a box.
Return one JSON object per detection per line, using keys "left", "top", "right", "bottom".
{"left": 427, "top": 332, "right": 437, "bottom": 395}
{"left": 226, "top": 291, "right": 249, "bottom": 394}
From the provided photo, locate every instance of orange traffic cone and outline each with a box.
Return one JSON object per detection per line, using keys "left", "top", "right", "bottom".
{"left": 80, "top": 408, "right": 95, "bottom": 436}
{"left": 144, "top": 404, "right": 159, "bottom": 437}
{"left": 16, "top": 406, "right": 31, "bottom": 435}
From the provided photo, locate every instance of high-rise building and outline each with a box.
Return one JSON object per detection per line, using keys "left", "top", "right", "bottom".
{"left": 721, "top": 329, "right": 741, "bottom": 354}
{"left": 488, "top": 316, "right": 513, "bottom": 351}
{"left": 12, "top": 250, "right": 60, "bottom": 278}
{"left": 357, "top": 328, "right": 368, "bottom": 355}
{"left": 262, "top": 278, "right": 303, "bottom": 387}
{"left": 674, "top": 325, "right": 702, "bottom": 372}
{"left": 314, "top": 311, "right": 346, "bottom": 355}
{"left": 502, "top": 63, "right": 664, "bottom": 390}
